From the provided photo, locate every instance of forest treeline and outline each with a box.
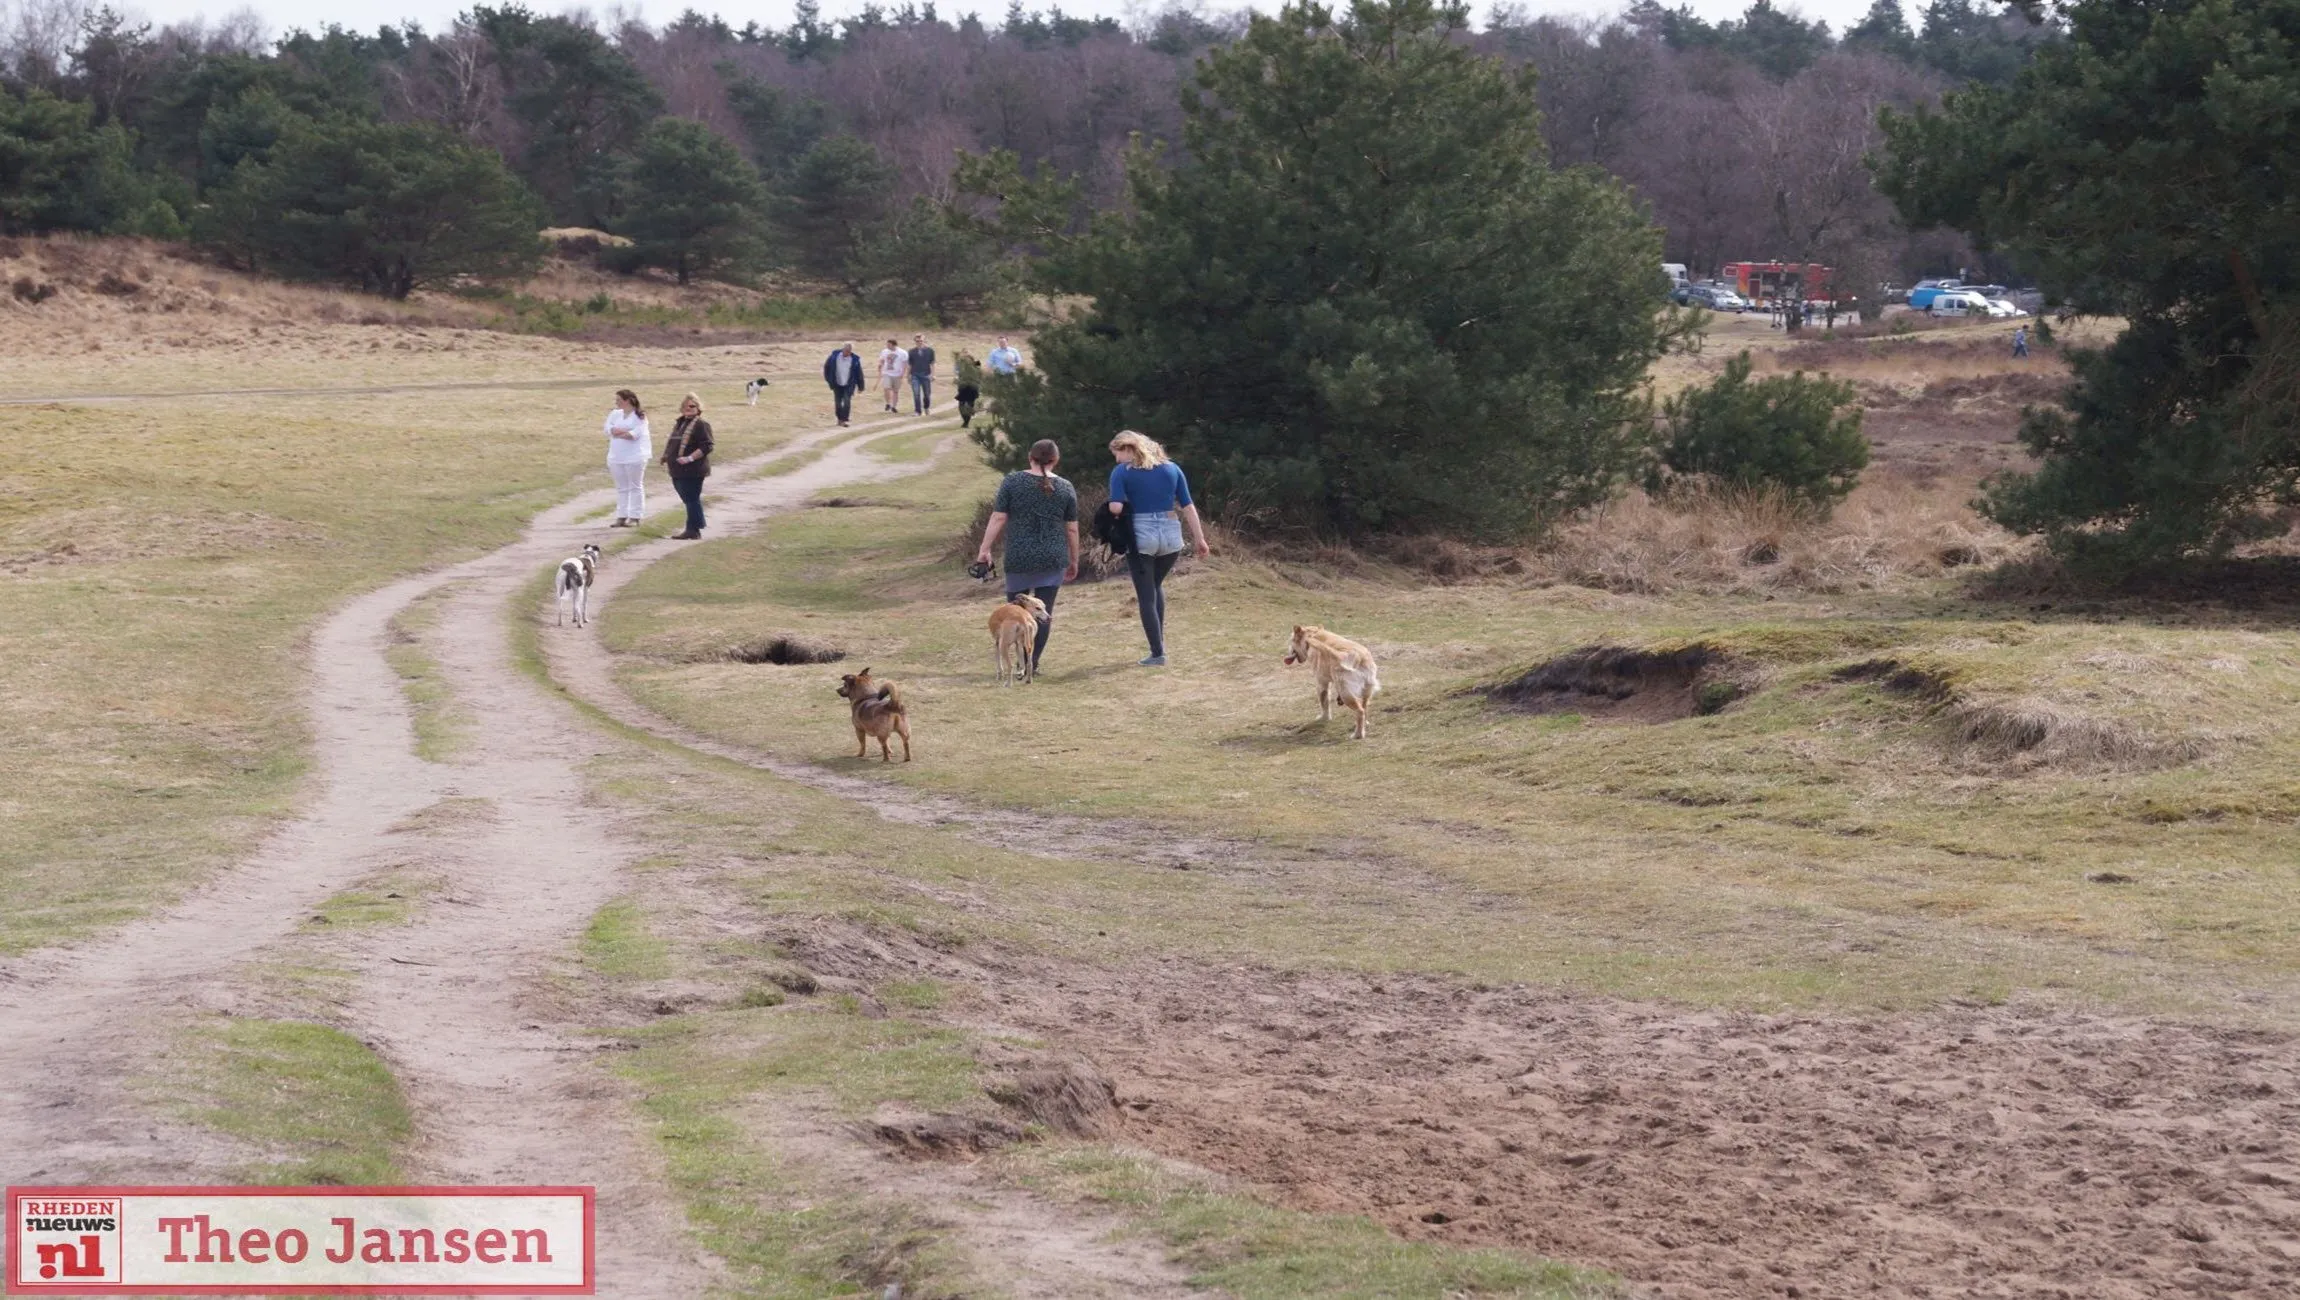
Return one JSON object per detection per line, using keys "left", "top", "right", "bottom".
{"left": 0, "top": 0, "right": 2051, "bottom": 304}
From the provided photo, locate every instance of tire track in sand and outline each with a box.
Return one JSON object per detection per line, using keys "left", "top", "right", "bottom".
{"left": 0, "top": 412, "right": 926, "bottom": 1296}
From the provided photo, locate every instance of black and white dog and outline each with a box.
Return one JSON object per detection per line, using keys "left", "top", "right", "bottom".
{"left": 745, "top": 377, "right": 772, "bottom": 406}
{"left": 555, "top": 544, "right": 602, "bottom": 627}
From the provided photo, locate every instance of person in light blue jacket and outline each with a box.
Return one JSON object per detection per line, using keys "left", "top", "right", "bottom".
{"left": 1105, "top": 430, "right": 1210, "bottom": 667}
{"left": 987, "top": 336, "right": 1022, "bottom": 376}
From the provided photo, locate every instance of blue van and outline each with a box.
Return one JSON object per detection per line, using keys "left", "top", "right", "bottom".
{"left": 1906, "top": 279, "right": 1962, "bottom": 310}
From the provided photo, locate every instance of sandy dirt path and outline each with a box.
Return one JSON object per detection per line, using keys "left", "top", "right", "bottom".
{"left": 0, "top": 413, "right": 920, "bottom": 1295}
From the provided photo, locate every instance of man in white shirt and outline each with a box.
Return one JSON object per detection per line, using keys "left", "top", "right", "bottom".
{"left": 878, "top": 339, "right": 908, "bottom": 412}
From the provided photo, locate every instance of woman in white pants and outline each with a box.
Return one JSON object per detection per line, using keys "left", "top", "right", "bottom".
{"left": 605, "top": 388, "right": 651, "bottom": 527}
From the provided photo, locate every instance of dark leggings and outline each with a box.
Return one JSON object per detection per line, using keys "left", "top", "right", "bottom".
{"left": 1023, "top": 584, "right": 1059, "bottom": 665}
{"left": 671, "top": 473, "right": 704, "bottom": 533}
{"left": 1126, "top": 550, "right": 1178, "bottom": 656}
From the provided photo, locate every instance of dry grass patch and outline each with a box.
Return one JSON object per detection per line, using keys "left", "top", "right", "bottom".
{"left": 1946, "top": 696, "right": 2206, "bottom": 770}
{"left": 602, "top": 450, "right": 2300, "bottom": 1018}
{"left": 1529, "top": 474, "right": 2023, "bottom": 595}
{"left": 0, "top": 335, "right": 834, "bottom": 955}
{"left": 0, "top": 234, "right": 918, "bottom": 369}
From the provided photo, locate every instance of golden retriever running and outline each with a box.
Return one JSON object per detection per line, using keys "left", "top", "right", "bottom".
{"left": 988, "top": 593, "right": 1049, "bottom": 685}
{"left": 1283, "top": 624, "right": 1381, "bottom": 739}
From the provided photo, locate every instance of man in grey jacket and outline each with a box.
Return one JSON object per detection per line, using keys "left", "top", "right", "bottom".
{"left": 906, "top": 333, "right": 936, "bottom": 415}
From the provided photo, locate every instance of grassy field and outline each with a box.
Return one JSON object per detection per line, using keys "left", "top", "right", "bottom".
{"left": 601, "top": 434, "right": 2300, "bottom": 1024}
{"left": 568, "top": 756, "right": 1626, "bottom": 1298}
{"left": 0, "top": 337, "right": 841, "bottom": 955}
{"left": 26, "top": 285, "right": 2300, "bottom": 1294}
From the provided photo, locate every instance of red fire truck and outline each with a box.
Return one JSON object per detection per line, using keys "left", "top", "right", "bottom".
{"left": 1720, "top": 261, "right": 1833, "bottom": 305}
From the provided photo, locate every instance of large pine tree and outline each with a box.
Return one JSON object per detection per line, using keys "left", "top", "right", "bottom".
{"left": 619, "top": 119, "right": 767, "bottom": 285}
{"left": 983, "top": 0, "right": 1682, "bottom": 539}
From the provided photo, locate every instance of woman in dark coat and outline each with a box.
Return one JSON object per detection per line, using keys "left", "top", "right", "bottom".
{"left": 662, "top": 391, "right": 714, "bottom": 539}
{"left": 954, "top": 351, "right": 982, "bottom": 427}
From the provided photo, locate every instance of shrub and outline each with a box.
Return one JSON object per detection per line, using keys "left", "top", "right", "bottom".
{"left": 777, "top": 134, "right": 892, "bottom": 287}
{"left": 199, "top": 119, "right": 544, "bottom": 298}
{"left": 851, "top": 198, "right": 1001, "bottom": 323}
{"left": 0, "top": 89, "right": 150, "bottom": 235}
{"left": 1652, "top": 351, "right": 1868, "bottom": 512}
{"left": 616, "top": 119, "right": 767, "bottom": 285}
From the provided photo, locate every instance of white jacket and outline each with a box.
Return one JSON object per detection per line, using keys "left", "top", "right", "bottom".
{"left": 605, "top": 409, "right": 651, "bottom": 464}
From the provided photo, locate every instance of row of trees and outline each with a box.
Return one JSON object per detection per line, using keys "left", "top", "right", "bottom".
{"left": 20, "top": 0, "right": 2240, "bottom": 574}
{"left": 0, "top": 0, "right": 2054, "bottom": 303}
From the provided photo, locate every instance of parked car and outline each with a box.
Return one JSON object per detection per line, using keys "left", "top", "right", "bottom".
{"left": 1674, "top": 283, "right": 1748, "bottom": 312}
{"left": 1907, "top": 279, "right": 1963, "bottom": 310}
{"left": 1985, "top": 297, "right": 2027, "bottom": 319}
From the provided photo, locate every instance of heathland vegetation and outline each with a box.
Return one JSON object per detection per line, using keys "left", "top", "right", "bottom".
{"left": 12, "top": 0, "right": 2300, "bottom": 1295}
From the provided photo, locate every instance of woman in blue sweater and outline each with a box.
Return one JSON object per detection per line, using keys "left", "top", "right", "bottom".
{"left": 1105, "top": 430, "right": 1211, "bottom": 666}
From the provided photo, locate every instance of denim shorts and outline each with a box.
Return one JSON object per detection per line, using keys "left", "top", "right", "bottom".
{"left": 1131, "top": 510, "right": 1185, "bottom": 557}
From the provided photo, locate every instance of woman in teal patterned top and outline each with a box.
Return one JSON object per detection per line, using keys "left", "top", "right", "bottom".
{"left": 975, "top": 440, "right": 1080, "bottom": 671}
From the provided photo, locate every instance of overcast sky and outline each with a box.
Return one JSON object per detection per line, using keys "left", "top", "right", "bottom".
{"left": 121, "top": 0, "right": 1892, "bottom": 47}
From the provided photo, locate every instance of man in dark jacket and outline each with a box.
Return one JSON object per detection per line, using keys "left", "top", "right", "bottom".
{"left": 906, "top": 332, "right": 935, "bottom": 415}
{"left": 823, "top": 343, "right": 866, "bottom": 427}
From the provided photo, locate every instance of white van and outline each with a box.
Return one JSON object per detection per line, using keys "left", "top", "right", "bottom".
{"left": 1929, "top": 291, "right": 1991, "bottom": 318}
{"left": 1662, "top": 263, "right": 1689, "bottom": 288}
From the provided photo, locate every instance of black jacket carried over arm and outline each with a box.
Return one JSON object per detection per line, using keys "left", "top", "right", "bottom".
{"left": 1091, "top": 497, "right": 1133, "bottom": 555}
{"left": 663, "top": 416, "right": 713, "bottom": 479}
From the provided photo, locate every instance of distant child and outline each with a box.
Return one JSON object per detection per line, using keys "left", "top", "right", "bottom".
{"left": 2013, "top": 324, "right": 2030, "bottom": 359}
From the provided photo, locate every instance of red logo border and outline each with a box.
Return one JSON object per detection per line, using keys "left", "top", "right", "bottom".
{"left": 6, "top": 1186, "right": 595, "bottom": 1295}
